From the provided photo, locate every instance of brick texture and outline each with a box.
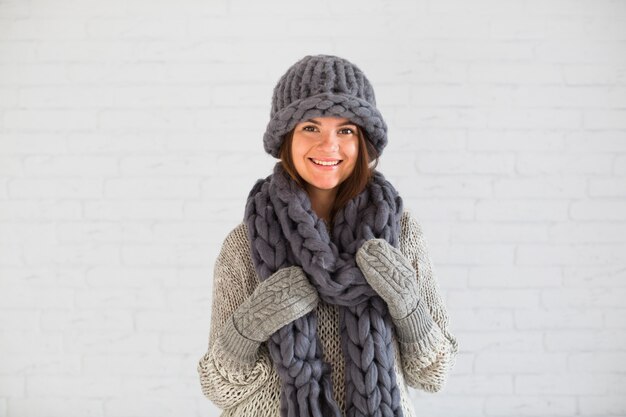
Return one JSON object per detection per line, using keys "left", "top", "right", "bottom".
{"left": 1, "top": 0, "right": 625, "bottom": 416}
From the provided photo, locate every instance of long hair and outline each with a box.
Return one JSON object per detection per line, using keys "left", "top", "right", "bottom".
{"left": 278, "top": 123, "right": 380, "bottom": 231}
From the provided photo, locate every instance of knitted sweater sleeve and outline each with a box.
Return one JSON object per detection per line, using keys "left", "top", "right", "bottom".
{"left": 197, "top": 223, "right": 274, "bottom": 409}
{"left": 397, "top": 212, "right": 459, "bottom": 393}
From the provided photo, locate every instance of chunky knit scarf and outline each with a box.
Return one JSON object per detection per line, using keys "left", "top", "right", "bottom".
{"left": 244, "top": 162, "right": 404, "bottom": 417}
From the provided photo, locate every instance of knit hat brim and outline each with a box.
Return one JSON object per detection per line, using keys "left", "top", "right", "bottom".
{"left": 263, "top": 92, "right": 388, "bottom": 159}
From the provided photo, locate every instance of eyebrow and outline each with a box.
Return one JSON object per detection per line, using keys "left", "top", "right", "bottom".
{"left": 307, "top": 119, "right": 357, "bottom": 127}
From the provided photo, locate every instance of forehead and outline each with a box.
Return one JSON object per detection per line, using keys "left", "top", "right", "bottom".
{"left": 303, "top": 117, "right": 357, "bottom": 126}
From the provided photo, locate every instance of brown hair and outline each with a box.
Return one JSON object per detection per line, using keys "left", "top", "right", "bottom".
{"left": 278, "top": 124, "right": 380, "bottom": 231}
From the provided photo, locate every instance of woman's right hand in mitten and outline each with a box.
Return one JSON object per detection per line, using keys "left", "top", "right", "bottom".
{"left": 231, "top": 265, "right": 319, "bottom": 342}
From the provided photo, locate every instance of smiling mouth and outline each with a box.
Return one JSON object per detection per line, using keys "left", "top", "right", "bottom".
{"left": 309, "top": 158, "right": 343, "bottom": 166}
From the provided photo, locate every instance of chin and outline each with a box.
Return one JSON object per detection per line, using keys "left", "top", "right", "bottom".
{"left": 308, "top": 180, "right": 340, "bottom": 190}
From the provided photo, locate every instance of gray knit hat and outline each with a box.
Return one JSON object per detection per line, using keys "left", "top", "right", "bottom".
{"left": 263, "top": 54, "right": 388, "bottom": 158}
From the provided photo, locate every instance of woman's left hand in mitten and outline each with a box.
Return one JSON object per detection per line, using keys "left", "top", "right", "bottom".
{"left": 356, "top": 238, "right": 438, "bottom": 344}
{"left": 355, "top": 238, "right": 421, "bottom": 320}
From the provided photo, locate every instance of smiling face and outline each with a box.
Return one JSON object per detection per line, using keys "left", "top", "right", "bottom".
{"left": 290, "top": 116, "right": 360, "bottom": 194}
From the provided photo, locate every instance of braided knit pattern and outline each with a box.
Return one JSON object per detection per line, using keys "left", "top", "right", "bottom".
{"left": 263, "top": 55, "right": 388, "bottom": 158}
{"left": 264, "top": 93, "right": 387, "bottom": 159}
{"left": 244, "top": 162, "right": 404, "bottom": 417}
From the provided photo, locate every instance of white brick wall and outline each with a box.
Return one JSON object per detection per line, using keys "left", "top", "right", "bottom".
{"left": 1, "top": 0, "right": 625, "bottom": 416}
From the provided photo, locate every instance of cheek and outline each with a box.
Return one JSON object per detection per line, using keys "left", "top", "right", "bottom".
{"left": 345, "top": 139, "right": 359, "bottom": 159}
{"left": 290, "top": 136, "right": 308, "bottom": 159}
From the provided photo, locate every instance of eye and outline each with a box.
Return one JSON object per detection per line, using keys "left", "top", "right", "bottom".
{"left": 302, "top": 125, "right": 317, "bottom": 132}
{"left": 339, "top": 127, "right": 355, "bottom": 135}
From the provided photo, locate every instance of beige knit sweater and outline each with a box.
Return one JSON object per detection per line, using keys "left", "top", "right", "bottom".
{"left": 197, "top": 211, "right": 458, "bottom": 417}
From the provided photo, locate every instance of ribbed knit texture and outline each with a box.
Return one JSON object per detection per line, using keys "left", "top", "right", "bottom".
{"left": 198, "top": 211, "right": 459, "bottom": 417}
{"left": 263, "top": 54, "right": 388, "bottom": 158}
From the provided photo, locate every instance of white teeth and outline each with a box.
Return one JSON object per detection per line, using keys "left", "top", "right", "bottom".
{"left": 311, "top": 159, "right": 340, "bottom": 166}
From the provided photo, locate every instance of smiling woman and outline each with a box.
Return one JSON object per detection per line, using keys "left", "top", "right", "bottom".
{"left": 279, "top": 116, "right": 377, "bottom": 227}
{"left": 198, "top": 54, "right": 458, "bottom": 417}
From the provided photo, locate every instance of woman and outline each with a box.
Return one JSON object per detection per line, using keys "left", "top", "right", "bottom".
{"left": 197, "top": 54, "right": 458, "bottom": 417}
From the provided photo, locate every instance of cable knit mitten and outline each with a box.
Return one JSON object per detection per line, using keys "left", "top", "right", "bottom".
{"left": 356, "top": 239, "right": 420, "bottom": 319}
{"left": 216, "top": 266, "right": 319, "bottom": 365}
{"left": 233, "top": 265, "right": 318, "bottom": 341}
{"left": 356, "top": 238, "right": 436, "bottom": 343}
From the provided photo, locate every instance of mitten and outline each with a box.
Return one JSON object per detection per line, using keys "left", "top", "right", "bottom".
{"left": 216, "top": 266, "right": 319, "bottom": 364}
{"left": 232, "top": 265, "right": 318, "bottom": 341}
{"left": 356, "top": 238, "right": 436, "bottom": 342}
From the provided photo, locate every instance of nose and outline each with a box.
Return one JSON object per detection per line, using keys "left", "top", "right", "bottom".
{"left": 318, "top": 130, "right": 339, "bottom": 152}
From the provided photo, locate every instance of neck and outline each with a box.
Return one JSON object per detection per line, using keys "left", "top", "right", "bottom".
{"left": 306, "top": 185, "right": 337, "bottom": 223}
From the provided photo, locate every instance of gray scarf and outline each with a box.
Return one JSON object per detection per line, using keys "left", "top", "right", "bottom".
{"left": 244, "top": 162, "right": 405, "bottom": 417}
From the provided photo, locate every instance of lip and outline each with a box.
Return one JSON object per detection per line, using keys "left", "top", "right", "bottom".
{"left": 310, "top": 157, "right": 342, "bottom": 162}
{"left": 308, "top": 157, "right": 343, "bottom": 170}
